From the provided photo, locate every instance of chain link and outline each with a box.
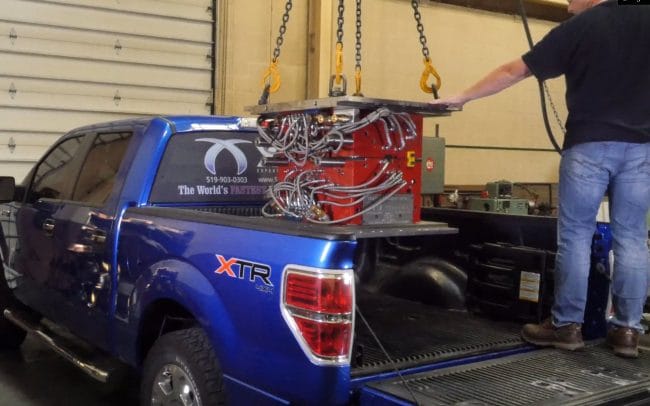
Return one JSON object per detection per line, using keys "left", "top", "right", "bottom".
{"left": 272, "top": 0, "right": 293, "bottom": 62}
{"left": 355, "top": 0, "right": 362, "bottom": 69}
{"left": 411, "top": 0, "right": 430, "bottom": 61}
{"left": 336, "top": 0, "right": 345, "bottom": 45}
{"left": 543, "top": 82, "right": 567, "bottom": 134}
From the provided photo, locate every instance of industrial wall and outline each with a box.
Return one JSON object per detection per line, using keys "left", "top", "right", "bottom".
{"left": 219, "top": 0, "right": 568, "bottom": 186}
{"left": 1, "top": 0, "right": 214, "bottom": 181}
{"left": 2, "top": 0, "right": 567, "bottom": 187}
{"left": 215, "top": 0, "right": 310, "bottom": 114}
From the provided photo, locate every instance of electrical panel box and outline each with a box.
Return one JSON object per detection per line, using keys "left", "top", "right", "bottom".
{"left": 421, "top": 137, "right": 445, "bottom": 195}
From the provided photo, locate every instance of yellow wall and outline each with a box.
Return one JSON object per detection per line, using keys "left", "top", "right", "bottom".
{"left": 216, "top": 0, "right": 310, "bottom": 115}
{"left": 217, "top": 0, "right": 569, "bottom": 185}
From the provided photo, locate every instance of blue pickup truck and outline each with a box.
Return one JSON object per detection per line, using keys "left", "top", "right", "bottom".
{"left": 1, "top": 116, "right": 649, "bottom": 405}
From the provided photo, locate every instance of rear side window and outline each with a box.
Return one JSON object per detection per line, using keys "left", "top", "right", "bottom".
{"left": 73, "top": 132, "right": 132, "bottom": 205}
{"left": 150, "top": 131, "right": 276, "bottom": 204}
{"left": 28, "top": 135, "right": 87, "bottom": 203}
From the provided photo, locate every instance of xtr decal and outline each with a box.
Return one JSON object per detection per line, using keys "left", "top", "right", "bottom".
{"left": 214, "top": 254, "right": 273, "bottom": 286}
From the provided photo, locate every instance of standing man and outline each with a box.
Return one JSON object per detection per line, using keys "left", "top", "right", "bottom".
{"left": 432, "top": 0, "right": 650, "bottom": 357}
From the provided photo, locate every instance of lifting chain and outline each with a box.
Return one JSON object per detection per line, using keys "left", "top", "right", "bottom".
{"left": 411, "top": 0, "right": 441, "bottom": 98}
{"left": 329, "top": 0, "right": 347, "bottom": 97}
{"left": 336, "top": 0, "right": 345, "bottom": 45}
{"left": 353, "top": 0, "right": 363, "bottom": 96}
{"left": 258, "top": 0, "right": 293, "bottom": 105}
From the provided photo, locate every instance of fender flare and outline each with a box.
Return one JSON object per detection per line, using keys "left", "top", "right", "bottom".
{"left": 128, "top": 259, "right": 236, "bottom": 368}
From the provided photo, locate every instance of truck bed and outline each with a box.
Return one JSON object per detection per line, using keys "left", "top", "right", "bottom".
{"left": 352, "top": 291, "right": 525, "bottom": 376}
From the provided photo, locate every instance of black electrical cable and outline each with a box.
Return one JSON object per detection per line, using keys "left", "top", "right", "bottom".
{"left": 517, "top": 0, "right": 563, "bottom": 154}
{"left": 356, "top": 307, "right": 420, "bottom": 405}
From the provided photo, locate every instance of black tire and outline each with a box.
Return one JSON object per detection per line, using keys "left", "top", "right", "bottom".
{"left": 0, "top": 268, "right": 27, "bottom": 350}
{"left": 140, "top": 327, "right": 225, "bottom": 406}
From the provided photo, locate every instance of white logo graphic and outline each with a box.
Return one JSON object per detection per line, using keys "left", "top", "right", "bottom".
{"left": 196, "top": 138, "right": 251, "bottom": 175}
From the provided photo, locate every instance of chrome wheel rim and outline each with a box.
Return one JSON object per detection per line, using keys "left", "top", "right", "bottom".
{"left": 151, "top": 364, "right": 199, "bottom": 406}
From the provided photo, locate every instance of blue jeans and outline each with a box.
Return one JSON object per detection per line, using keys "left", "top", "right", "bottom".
{"left": 553, "top": 141, "right": 650, "bottom": 331}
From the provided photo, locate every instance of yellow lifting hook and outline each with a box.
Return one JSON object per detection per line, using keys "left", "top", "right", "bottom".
{"left": 335, "top": 43, "right": 344, "bottom": 85}
{"left": 420, "top": 58, "right": 441, "bottom": 95}
{"left": 261, "top": 61, "right": 282, "bottom": 95}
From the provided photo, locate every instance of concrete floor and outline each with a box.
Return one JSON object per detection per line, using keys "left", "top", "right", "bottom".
{"left": 4, "top": 328, "right": 650, "bottom": 406}
{"left": 0, "top": 334, "right": 137, "bottom": 406}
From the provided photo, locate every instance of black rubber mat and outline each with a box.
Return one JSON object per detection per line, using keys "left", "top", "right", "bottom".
{"left": 352, "top": 291, "right": 525, "bottom": 376}
{"left": 368, "top": 343, "right": 650, "bottom": 405}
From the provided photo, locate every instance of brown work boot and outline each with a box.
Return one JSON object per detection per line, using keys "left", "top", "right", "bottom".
{"left": 606, "top": 326, "right": 639, "bottom": 358}
{"left": 521, "top": 318, "right": 584, "bottom": 351}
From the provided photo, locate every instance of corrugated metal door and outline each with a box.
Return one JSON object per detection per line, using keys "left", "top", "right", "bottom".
{"left": 0, "top": 0, "right": 215, "bottom": 180}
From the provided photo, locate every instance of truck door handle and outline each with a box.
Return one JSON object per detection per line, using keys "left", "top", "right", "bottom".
{"left": 42, "top": 219, "right": 55, "bottom": 236}
{"left": 90, "top": 232, "right": 106, "bottom": 244}
{"left": 67, "top": 243, "right": 94, "bottom": 254}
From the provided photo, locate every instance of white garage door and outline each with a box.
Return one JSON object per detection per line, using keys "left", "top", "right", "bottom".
{"left": 0, "top": 0, "right": 214, "bottom": 181}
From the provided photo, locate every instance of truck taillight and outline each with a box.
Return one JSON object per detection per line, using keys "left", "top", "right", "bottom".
{"left": 285, "top": 272, "right": 353, "bottom": 313}
{"left": 282, "top": 267, "right": 354, "bottom": 365}
{"left": 293, "top": 318, "right": 352, "bottom": 358}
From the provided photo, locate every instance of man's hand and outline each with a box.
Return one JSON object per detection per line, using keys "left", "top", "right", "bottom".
{"left": 430, "top": 58, "right": 531, "bottom": 110}
{"left": 430, "top": 94, "right": 468, "bottom": 109}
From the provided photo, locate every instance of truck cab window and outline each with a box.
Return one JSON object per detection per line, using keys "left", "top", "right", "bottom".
{"left": 27, "top": 135, "right": 87, "bottom": 203}
{"left": 72, "top": 132, "right": 132, "bottom": 206}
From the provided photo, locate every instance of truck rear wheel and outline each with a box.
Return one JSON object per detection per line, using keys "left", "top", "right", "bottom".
{"left": 141, "top": 327, "right": 225, "bottom": 406}
{"left": 0, "top": 269, "right": 27, "bottom": 350}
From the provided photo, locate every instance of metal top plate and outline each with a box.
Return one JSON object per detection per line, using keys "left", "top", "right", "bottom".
{"left": 246, "top": 96, "right": 458, "bottom": 116}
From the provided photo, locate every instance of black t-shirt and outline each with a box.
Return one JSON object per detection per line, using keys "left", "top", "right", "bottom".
{"left": 522, "top": 1, "right": 650, "bottom": 149}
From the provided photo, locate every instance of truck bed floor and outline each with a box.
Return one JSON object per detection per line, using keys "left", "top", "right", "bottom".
{"left": 352, "top": 291, "right": 525, "bottom": 376}
{"left": 368, "top": 343, "right": 650, "bottom": 405}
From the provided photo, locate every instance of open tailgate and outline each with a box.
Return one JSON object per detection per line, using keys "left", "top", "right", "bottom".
{"left": 360, "top": 342, "right": 650, "bottom": 405}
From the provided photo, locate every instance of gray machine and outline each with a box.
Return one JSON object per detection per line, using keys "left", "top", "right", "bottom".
{"left": 468, "top": 180, "right": 529, "bottom": 215}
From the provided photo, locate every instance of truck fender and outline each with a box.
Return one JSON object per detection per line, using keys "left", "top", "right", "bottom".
{"left": 129, "top": 259, "right": 236, "bottom": 367}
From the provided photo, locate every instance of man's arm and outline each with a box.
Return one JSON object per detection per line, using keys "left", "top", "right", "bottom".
{"left": 433, "top": 57, "right": 532, "bottom": 108}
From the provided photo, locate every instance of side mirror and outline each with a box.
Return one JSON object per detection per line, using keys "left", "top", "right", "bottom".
{"left": 0, "top": 177, "right": 16, "bottom": 202}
